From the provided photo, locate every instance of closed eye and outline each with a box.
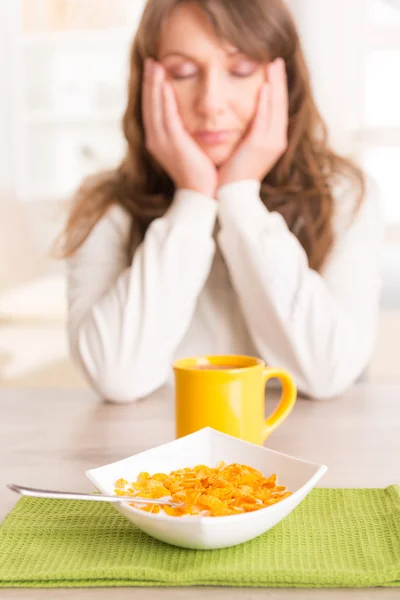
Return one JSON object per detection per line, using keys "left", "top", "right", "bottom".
{"left": 165, "top": 63, "right": 198, "bottom": 81}
{"left": 230, "top": 60, "right": 258, "bottom": 78}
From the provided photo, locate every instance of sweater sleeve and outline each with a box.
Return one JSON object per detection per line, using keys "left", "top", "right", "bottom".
{"left": 67, "top": 189, "right": 217, "bottom": 403}
{"left": 217, "top": 179, "right": 382, "bottom": 399}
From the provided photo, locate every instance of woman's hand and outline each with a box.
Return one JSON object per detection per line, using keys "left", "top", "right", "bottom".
{"left": 218, "top": 58, "right": 289, "bottom": 189}
{"left": 142, "top": 59, "right": 218, "bottom": 198}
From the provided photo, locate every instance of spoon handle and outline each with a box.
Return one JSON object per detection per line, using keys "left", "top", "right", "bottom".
{"left": 7, "top": 483, "right": 181, "bottom": 507}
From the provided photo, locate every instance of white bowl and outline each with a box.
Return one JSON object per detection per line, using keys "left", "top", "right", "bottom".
{"left": 86, "top": 427, "right": 327, "bottom": 550}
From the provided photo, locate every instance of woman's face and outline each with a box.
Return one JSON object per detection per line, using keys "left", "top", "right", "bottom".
{"left": 158, "top": 3, "right": 267, "bottom": 167}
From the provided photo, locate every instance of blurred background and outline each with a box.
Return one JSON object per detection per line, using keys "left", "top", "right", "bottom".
{"left": 0, "top": 0, "right": 399, "bottom": 389}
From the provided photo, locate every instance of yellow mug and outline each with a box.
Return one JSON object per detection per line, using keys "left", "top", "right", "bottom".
{"left": 173, "top": 355, "right": 297, "bottom": 445}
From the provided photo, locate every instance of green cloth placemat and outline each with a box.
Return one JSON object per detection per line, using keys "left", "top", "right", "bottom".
{"left": 0, "top": 486, "right": 399, "bottom": 588}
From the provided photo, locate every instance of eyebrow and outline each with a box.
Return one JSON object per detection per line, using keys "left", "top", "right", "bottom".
{"left": 160, "top": 49, "right": 241, "bottom": 61}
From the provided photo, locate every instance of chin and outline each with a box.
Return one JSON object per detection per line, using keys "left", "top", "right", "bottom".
{"left": 203, "top": 146, "right": 235, "bottom": 167}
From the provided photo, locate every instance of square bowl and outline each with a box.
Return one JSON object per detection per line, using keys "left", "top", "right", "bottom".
{"left": 86, "top": 428, "right": 327, "bottom": 550}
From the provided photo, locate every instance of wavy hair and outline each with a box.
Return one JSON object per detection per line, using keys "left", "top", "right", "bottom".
{"left": 57, "top": 0, "right": 364, "bottom": 271}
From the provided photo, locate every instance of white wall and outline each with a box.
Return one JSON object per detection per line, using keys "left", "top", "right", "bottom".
{"left": 292, "top": 0, "right": 366, "bottom": 156}
{"left": 0, "top": 1, "right": 19, "bottom": 192}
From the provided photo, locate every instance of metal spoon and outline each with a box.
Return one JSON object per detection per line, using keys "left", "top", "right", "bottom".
{"left": 7, "top": 483, "right": 182, "bottom": 508}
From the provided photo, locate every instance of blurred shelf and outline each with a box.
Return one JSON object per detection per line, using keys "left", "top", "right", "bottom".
{"left": 386, "top": 224, "right": 400, "bottom": 243}
{"left": 19, "top": 192, "right": 68, "bottom": 203}
{"left": 23, "top": 109, "right": 123, "bottom": 125}
{"left": 355, "top": 127, "right": 400, "bottom": 145}
{"left": 367, "top": 26, "right": 400, "bottom": 48}
{"left": 20, "top": 28, "right": 132, "bottom": 48}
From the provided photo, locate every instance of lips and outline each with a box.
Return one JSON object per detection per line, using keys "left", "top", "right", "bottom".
{"left": 194, "top": 130, "right": 232, "bottom": 144}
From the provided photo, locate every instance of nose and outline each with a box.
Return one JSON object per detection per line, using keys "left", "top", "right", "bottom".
{"left": 195, "top": 68, "right": 227, "bottom": 120}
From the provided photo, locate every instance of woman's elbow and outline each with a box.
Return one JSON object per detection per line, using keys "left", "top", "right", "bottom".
{"left": 71, "top": 342, "right": 166, "bottom": 403}
{"left": 297, "top": 330, "right": 376, "bottom": 400}
{"left": 299, "top": 376, "right": 350, "bottom": 400}
{"left": 298, "top": 360, "right": 368, "bottom": 400}
{"left": 83, "top": 365, "right": 166, "bottom": 403}
{"left": 69, "top": 325, "right": 166, "bottom": 402}
{"left": 94, "top": 373, "right": 142, "bottom": 404}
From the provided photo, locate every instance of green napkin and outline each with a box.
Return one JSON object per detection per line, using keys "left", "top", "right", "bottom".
{"left": 0, "top": 486, "right": 399, "bottom": 588}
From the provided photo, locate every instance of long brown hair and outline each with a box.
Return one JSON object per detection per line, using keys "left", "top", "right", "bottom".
{"left": 57, "top": 0, "right": 364, "bottom": 271}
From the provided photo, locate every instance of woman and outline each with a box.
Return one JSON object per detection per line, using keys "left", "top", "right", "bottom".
{"left": 60, "top": 0, "right": 381, "bottom": 402}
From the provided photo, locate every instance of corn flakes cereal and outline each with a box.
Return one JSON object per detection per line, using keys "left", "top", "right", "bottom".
{"left": 114, "top": 462, "right": 292, "bottom": 517}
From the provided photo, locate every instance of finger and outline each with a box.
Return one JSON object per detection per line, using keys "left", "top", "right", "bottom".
{"left": 142, "top": 59, "right": 153, "bottom": 137}
{"left": 142, "top": 60, "right": 167, "bottom": 148}
{"left": 162, "top": 81, "right": 188, "bottom": 143}
{"left": 151, "top": 62, "right": 168, "bottom": 143}
{"left": 248, "top": 82, "right": 271, "bottom": 139}
{"left": 268, "top": 58, "right": 289, "bottom": 143}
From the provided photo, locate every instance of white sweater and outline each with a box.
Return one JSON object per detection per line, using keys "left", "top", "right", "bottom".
{"left": 67, "top": 179, "right": 382, "bottom": 402}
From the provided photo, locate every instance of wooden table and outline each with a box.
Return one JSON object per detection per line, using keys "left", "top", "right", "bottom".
{"left": 0, "top": 384, "right": 399, "bottom": 599}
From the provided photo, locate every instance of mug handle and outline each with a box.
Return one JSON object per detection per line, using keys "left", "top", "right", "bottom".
{"left": 262, "top": 367, "right": 297, "bottom": 441}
